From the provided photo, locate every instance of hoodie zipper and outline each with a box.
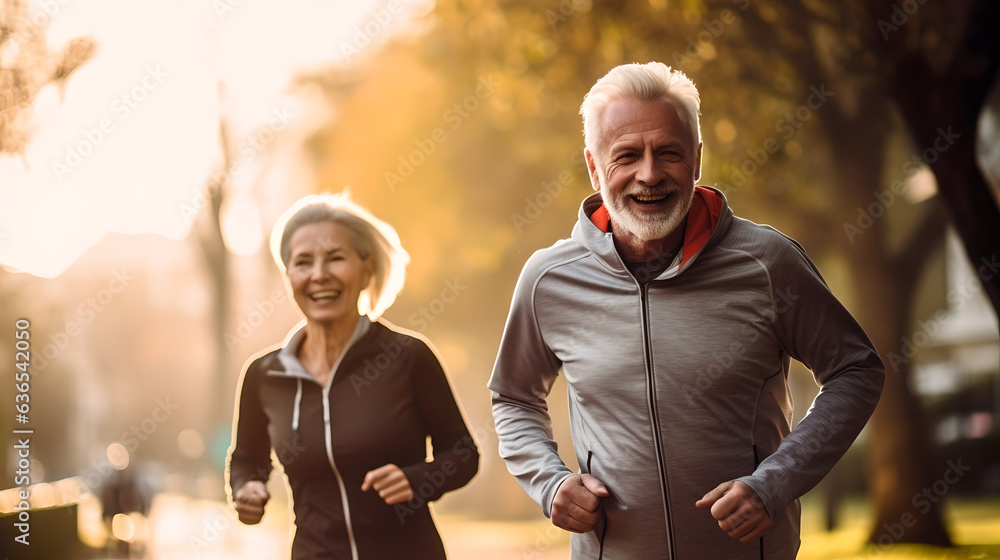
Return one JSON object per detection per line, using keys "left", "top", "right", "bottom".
{"left": 586, "top": 451, "right": 608, "bottom": 559}
{"left": 639, "top": 283, "right": 677, "bottom": 559}
{"left": 319, "top": 324, "right": 368, "bottom": 560}
{"left": 322, "top": 383, "right": 359, "bottom": 560}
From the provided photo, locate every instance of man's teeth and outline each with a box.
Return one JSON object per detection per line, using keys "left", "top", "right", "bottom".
{"left": 311, "top": 291, "right": 340, "bottom": 300}
{"left": 634, "top": 194, "right": 667, "bottom": 202}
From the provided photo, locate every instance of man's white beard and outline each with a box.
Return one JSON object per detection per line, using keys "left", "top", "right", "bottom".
{"left": 605, "top": 187, "right": 692, "bottom": 242}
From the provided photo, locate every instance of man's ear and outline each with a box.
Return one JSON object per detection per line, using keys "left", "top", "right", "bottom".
{"left": 585, "top": 148, "right": 600, "bottom": 192}
{"left": 693, "top": 141, "right": 703, "bottom": 183}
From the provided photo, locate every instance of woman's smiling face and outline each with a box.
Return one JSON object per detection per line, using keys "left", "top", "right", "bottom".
{"left": 287, "top": 221, "right": 372, "bottom": 325}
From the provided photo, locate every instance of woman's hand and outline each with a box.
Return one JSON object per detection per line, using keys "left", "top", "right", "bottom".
{"left": 361, "top": 463, "right": 414, "bottom": 505}
{"left": 234, "top": 481, "right": 270, "bottom": 525}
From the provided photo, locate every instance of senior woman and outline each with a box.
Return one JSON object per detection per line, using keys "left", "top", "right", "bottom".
{"left": 227, "top": 193, "right": 479, "bottom": 559}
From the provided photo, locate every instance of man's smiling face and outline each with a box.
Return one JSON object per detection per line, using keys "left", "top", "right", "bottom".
{"left": 586, "top": 98, "right": 702, "bottom": 245}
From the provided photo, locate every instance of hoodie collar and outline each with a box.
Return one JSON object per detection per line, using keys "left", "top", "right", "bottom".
{"left": 572, "top": 186, "right": 731, "bottom": 279}
{"left": 270, "top": 317, "right": 371, "bottom": 383}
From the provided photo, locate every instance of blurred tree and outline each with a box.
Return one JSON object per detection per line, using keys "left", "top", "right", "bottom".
{"left": 870, "top": 0, "right": 1000, "bottom": 314}
{"left": 193, "top": 110, "right": 231, "bottom": 444}
{"left": 0, "top": 0, "right": 94, "bottom": 493}
{"left": 193, "top": 84, "right": 288, "bottom": 467}
{"left": 0, "top": 0, "right": 95, "bottom": 156}
{"left": 301, "top": 0, "right": 999, "bottom": 544}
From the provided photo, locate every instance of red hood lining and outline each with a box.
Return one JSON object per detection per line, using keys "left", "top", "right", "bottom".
{"left": 589, "top": 186, "right": 724, "bottom": 269}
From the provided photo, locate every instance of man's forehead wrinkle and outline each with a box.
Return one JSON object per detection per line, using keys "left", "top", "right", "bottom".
{"left": 599, "top": 99, "right": 691, "bottom": 147}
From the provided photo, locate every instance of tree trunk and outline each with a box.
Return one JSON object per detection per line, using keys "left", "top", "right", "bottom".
{"left": 875, "top": 0, "right": 1000, "bottom": 317}
{"left": 827, "top": 123, "right": 952, "bottom": 545}
{"left": 855, "top": 257, "right": 951, "bottom": 546}
{"left": 196, "top": 114, "right": 232, "bottom": 467}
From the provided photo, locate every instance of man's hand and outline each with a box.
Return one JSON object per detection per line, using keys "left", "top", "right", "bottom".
{"left": 696, "top": 480, "right": 772, "bottom": 542}
{"left": 551, "top": 474, "right": 610, "bottom": 533}
{"left": 234, "top": 481, "right": 270, "bottom": 525}
{"left": 361, "top": 463, "right": 414, "bottom": 505}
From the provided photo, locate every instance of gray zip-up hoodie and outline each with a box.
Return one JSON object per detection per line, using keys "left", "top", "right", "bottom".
{"left": 488, "top": 187, "right": 884, "bottom": 559}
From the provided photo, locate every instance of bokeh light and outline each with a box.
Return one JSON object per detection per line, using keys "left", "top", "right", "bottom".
{"left": 107, "top": 442, "right": 130, "bottom": 471}
{"left": 178, "top": 428, "right": 206, "bottom": 461}
{"left": 111, "top": 513, "right": 135, "bottom": 542}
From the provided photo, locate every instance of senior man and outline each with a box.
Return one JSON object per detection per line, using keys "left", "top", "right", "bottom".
{"left": 488, "top": 62, "right": 884, "bottom": 558}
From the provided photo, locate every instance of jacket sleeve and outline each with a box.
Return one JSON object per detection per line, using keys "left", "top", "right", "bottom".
{"left": 401, "top": 340, "right": 479, "bottom": 501}
{"left": 487, "top": 254, "right": 574, "bottom": 518}
{"left": 736, "top": 232, "right": 885, "bottom": 519}
{"left": 227, "top": 358, "right": 274, "bottom": 498}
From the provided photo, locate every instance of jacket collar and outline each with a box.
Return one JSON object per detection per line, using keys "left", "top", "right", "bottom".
{"left": 268, "top": 317, "right": 371, "bottom": 381}
{"left": 571, "top": 186, "right": 732, "bottom": 280}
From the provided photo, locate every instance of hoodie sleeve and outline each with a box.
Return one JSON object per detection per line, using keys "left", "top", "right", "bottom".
{"left": 487, "top": 253, "right": 575, "bottom": 518}
{"left": 736, "top": 231, "right": 885, "bottom": 519}
{"left": 400, "top": 340, "right": 479, "bottom": 500}
{"left": 227, "top": 358, "right": 274, "bottom": 497}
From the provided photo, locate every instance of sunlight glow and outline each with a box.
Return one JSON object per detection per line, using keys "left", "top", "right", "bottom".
{"left": 221, "top": 194, "right": 263, "bottom": 256}
{"left": 0, "top": 0, "right": 388, "bottom": 278}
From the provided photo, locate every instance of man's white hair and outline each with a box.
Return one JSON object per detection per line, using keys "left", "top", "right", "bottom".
{"left": 580, "top": 62, "right": 702, "bottom": 149}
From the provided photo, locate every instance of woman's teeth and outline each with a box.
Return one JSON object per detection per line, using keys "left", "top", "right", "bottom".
{"left": 310, "top": 290, "right": 340, "bottom": 300}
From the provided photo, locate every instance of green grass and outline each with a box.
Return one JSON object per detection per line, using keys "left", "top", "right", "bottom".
{"left": 436, "top": 496, "right": 1000, "bottom": 559}
{"left": 798, "top": 496, "right": 1000, "bottom": 559}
